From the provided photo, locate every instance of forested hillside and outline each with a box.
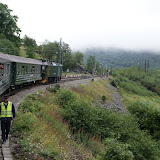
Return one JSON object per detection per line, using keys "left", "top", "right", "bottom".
{"left": 84, "top": 48, "right": 160, "bottom": 69}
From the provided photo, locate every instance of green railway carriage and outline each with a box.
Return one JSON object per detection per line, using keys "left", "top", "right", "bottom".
{"left": 0, "top": 52, "right": 42, "bottom": 94}
{"left": 41, "top": 61, "right": 62, "bottom": 83}
{"left": 0, "top": 52, "right": 63, "bottom": 96}
{"left": 0, "top": 54, "right": 12, "bottom": 95}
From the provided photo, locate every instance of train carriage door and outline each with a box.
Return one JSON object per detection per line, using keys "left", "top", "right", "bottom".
{"left": 42, "top": 65, "right": 46, "bottom": 79}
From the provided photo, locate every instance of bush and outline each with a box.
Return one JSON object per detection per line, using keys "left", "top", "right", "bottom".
{"left": 13, "top": 112, "right": 37, "bottom": 133}
{"left": 102, "top": 95, "right": 106, "bottom": 102}
{"left": 56, "top": 89, "right": 76, "bottom": 107}
{"left": 128, "top": 101, "right": 160, "bottom": 140}
{"left": 62, "top": 95, "right": 160, "bottom": 159}
{"left": 19, "top": 94, "right": 43, "bottom": 113}
{"left": 20, "top": 99, "right": 43, "bottom": 113}
{"left": 97, "top": 138, "right": 134, "bottom": 160}
{"left": 46, "top": 85, "right": 60, "bottom": 93}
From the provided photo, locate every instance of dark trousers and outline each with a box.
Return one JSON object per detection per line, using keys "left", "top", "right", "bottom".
{"left": 1, "top": 120, "right": 11, "bottom": 141}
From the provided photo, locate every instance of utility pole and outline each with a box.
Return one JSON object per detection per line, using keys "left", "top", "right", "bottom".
{"left": 59, "top": 38, "right": 62, "bottom": 64}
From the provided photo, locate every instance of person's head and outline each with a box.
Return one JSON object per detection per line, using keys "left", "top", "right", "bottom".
{"left": 4, "top": 96, "right": 8, "bottom": 103}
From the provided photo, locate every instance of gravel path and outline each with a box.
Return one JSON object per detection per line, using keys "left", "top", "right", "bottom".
{"left": 9, "top": 77, "right": 100, "bottom": 112}
{"left": 107, "top": 83, "right": 127, "bottom": 112}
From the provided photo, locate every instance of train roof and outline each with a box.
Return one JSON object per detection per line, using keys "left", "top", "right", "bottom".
{"left": 0, "top": 52, "right": 42, "bottom": 65}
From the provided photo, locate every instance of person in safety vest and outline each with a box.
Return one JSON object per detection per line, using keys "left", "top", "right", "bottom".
{"left": 0, "top": 95, "right": 15, "bottom": 144}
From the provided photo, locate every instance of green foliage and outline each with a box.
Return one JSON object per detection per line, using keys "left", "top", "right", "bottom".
{"left": 26, "top": 47, "right": 36, "bottom": 58}
{"left": 56, "top": 89, "right": 76, "bottom": 107}
{"left": 84, "top": 48, "right": 160, "bottom": 69}
{"left": 0, "top": 38, "right": 20, "bottom": 55}
{"left": 0, "top": 3, "right": 21, "bottom": 47}
{"left": 46, "top": 84, "right": 60, "bottom": 93}
{"left": 63, "top": 51, "right": 76, "bottom": 71}
{"left": 40, "top": 40, "right": 59, "bottom": 60}
{"left": 128, "top": 101, "right": 160, "bottom": 140}
{"left": 97, "top": 138, "right": 134, "bottom": 160}
{"left": 86, "top": 55, "right": 102, "bottom": 74}
{"left": 111, "top": 75, "right": 154, "bottom": 96}
{"left": 19, "top": 94, "right": 43, "bottom": 113}
{"left": 86, "top": 55, "right": 96, "bottom": 73}
{"left": 102, "top": 95, "right": 106, "bottom": 102}
{"left": 13, "top": 112, "right": 37, "bottom": 133}
{"left": 60, "top": 89, "right": 160, "bottom": 160}
{"left": 23, "top": 35, "right": 37, "bottom": 48}
{"left": 73, "top": 51, "right": 84, "bottom": 65}
{"left": 113, "top": 67, "right": 160, "bottom": 95}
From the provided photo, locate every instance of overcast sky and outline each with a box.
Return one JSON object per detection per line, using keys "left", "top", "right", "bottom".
{"left": 1, "top": 0, "right": 160, "bottom": 51}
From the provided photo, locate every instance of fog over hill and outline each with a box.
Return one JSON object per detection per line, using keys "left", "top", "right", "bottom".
{"left": 83, "top": 47, "right": 160, "bottom": 69}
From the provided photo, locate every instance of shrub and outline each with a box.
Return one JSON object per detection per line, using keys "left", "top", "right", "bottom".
{"left": 110, "top": 79, "right": 118, "bottom": 87}
{"left": 13, "top": 112, "right": 37, "bottom": 133}
{"left": 56, "top": 89, "right": 76, "bottom": 107}
{"left": 97, "top": 138, "right": 134, "bottom": 160}
{"left": 62, "top": 95, "right": 160, "bottom": 159}
{"left": 128, "top": 101, "right": 160, "bottom": 140}
{"left": 20, "top": 99, "right": 43, "bottom": 113}
{"left": 102, "top": 95, "right": 106, "bottom": 102}
{"left": 46, "top": 84, "right": 60, "bottom": 93}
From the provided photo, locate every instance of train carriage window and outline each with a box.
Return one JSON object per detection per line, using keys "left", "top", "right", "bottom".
{"left": 26, "top": 65, "right": 28, "bottom": 73}
{"left": 17, "top": 64, "right": 18, "bottom": 74}
{"left": 30, "top": 65, "right": 32, "bottom": 73}
{"left": 17, "top": 64, "right": 20, "bottom": 74}
{"left": 0, "top": 63, "right": 4, "bottom": 77}
{"left": 22, "top": 65, "right": 25, "bottom": 74}
{"left": 35, "top": 66, "right": 36, "bottom": 73}
{"left": 36, "top": 66, "right": 38, "bottom": 73}
{"left": 32, "top": 66, "right": 35, "bottom": 73}
{"left": 7, "top": 64, "right": 10, "bottom": 75}
{"left": 38, "top": 66, "right": 40, "bottom": 73}
{"left": 4, "top": 64, "right": 6, "bottom": 76}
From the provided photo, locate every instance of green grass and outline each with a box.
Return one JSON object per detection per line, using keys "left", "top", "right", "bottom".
{"left": 19, "top": 46, "right": 43, "bottom": 59}
{"left": 12, "top": 91, "right": 96, "bottom": 160}
{"left": 12, "top": 78, "right": 160, "bottom": 160}
{"left": 111, "top": 67, "right": 160, "bottom": 141}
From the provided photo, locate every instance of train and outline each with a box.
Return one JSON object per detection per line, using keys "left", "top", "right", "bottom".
{"left": 0, "top": 51, "right": 62, "bottom": 96}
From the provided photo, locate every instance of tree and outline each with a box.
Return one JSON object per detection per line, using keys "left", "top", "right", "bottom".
{"left": 40, "top": 40, "right": 59, "bottom": 60}
{"left": 23, "top": 35, "right": 37, "bottom": 48}
{"left": 63, "top": 52, "right": 76, "bottom": 71}
{"left": 60, "top": 42, "right": 77, "bottom": 71}
{"left": 86, "top": 55, "right": 96, "bottom": 73}
{"left": 26, "top": 47, "right": 36, "bottom": 59}
{"left": 0, "top": 3, "right": 21, "bottom": 47}
{"left": 0, "top": 38, "right": 19, "bottom": 55}
{"left": 73, "top": 51, "right": 84, "bottom": 65}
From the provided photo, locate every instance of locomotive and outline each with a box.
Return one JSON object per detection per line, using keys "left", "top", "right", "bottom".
{"left": 0, "top": 52, "right": 62, "bottom": 96}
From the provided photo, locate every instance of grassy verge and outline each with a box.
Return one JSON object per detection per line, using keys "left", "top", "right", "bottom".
{"left": 11, "top": 92, "right": 97, "bottom": 160}
{"left": 11, "top": 78, "right": 160, "bottom": 160}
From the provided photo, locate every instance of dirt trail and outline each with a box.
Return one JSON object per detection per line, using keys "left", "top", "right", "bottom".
{"left": 9, "top": 77, "right": 100, "bottom": 111}
{"left": 107, "top": 82, "right": 127, "bottom": 112}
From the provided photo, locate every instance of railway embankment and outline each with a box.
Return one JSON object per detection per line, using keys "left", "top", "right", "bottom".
{"left": 6, "top": 76, "right": 160, "bottom": 159}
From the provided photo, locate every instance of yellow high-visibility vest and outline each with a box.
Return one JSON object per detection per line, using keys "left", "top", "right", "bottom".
{"left": 1, "top": 101, "right": 12, "bottom": 118}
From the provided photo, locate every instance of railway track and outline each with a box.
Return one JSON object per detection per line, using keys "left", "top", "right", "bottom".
{"left": 0, "top": 75, "right": 91, "bottom": 102}
{"left": 0, "top": 74, "right": 93, "bottom": 160}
